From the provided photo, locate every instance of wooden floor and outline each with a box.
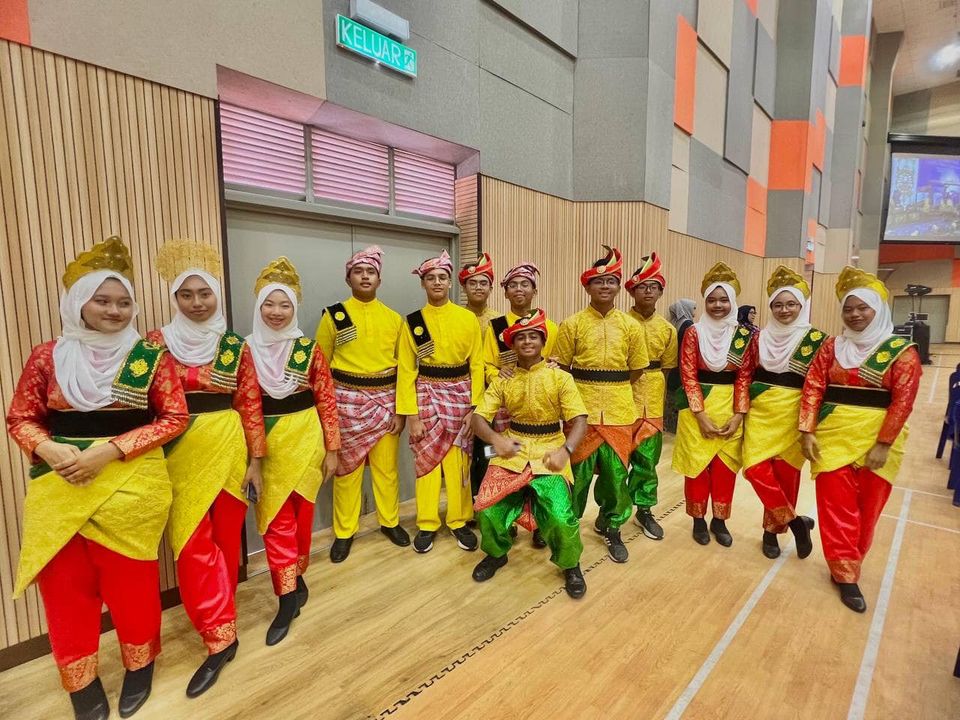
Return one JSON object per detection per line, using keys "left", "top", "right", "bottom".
{"left": 1, "top": 349, "right": 958, "bottom": 720}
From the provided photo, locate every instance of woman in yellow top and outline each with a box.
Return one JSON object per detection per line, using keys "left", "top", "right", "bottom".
{"left": 742, "top": 266, "right": 819, "bottom": 560}
{"left": 6, "top": 237, "right": 188, "bottom": 720}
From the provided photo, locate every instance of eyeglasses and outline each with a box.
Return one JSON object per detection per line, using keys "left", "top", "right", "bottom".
{"left": 770, "top": 302, "right": 802, "bottom": 311}
{"left": 634, "top": 283, "right": 662, "bottom": 293}
{"left": 505, "top": 281, "right": 533, "bottom": 291}
{"left": 589, "top": 277, "right": 621, "bottom": 287}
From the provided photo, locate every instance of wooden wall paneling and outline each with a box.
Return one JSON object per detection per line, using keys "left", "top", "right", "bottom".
{"left": 810, "top": 272, "right": 844, "bottom": 337}
{"left": 454, "top": 175, "right": 478, "bottom": 271}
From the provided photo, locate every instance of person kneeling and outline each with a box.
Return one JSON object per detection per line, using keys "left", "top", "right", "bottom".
{"left": 471, "top": 310, "right": 589, "bottom": 599}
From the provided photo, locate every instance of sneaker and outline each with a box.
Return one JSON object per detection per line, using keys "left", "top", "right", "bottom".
{"left": 472, "top": 554, "right": 508, "bottom": 582}
{"left": 634, "top": 509, "right": 664, "bottom": 540}
{"left": 413, "top": 530, "right": 435, "bottom": 554}
{"left": 452, "top": 526, "right": 478, "bottom": 552}
{"left": 709, "top": 518, "right": 733, "bottom": 547}
{"left": 593, "top": 516, "right": 604, "bottom": 535}
{"left": 329, "top": 536, "right": 353, "bottom": 563}
{"left": 531, "top": 529, "right": 547, "bottom": 548}
{"left": 563, "top": 566, "right": 587, "bottom": 599}
{"left": 380, "top": 524, "right": 411, "bottom": 547}
{"left": 603, "top": 529, "right": 629, "bottom": 563}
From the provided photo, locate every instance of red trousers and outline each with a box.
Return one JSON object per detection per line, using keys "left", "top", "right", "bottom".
{"left": 37, "top": 535, "right": 161, "bottom": 692}
{"left": 744, "top": 458, "right": 801, "bottom": 533}
{"left": 816, "top": 465, "right": 892, "bottom": 583}
{"left": 263, "top": 492, "right": 314, "bottom": 595}
{"left": 177, "top": 490, "right": 247, "bottom": 654}
{"left": 685, "top": 456, "right": 736, "bottom": 519}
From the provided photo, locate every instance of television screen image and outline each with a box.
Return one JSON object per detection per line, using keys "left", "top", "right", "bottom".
{"left": 884, "top": 152, "right": 960, "bottom": 243}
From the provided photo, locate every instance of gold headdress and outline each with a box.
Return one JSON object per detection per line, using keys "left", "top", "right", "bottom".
{"left": 155, "top": 239, "right": 222, "bottom": 283}
{"left": 255, "top": 256, "right": 302, "bottom": 301}
{"left": 766, "top": 265, "right": 810, "bottom": 299}
{"left": 700, "top": 262, "right": 741, "bottom": 296}
{"left": 835, "top": 266, "right": 888, "bottom": 302}
{"left": 62, "top": 236, "right": 135, "bottom": 289}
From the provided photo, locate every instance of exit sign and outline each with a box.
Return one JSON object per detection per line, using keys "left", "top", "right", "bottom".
{"left": 336, "top": 14, "right": 417, "bottom": 77}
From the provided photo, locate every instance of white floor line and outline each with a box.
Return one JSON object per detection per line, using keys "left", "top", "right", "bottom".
{"left": 889, "top": 485, "right": 952, "bottom": 499}
{"left": 663, "top": 507, "right": 815, "bottom": 719}
{"left": 847, "top": 490, "right": 913, "bottom": 720}
{"left": 880, "top": 512, "right": 959, "bottom": 535}
{"left": 926, "top": 364, "right": 941, "bottom": 405}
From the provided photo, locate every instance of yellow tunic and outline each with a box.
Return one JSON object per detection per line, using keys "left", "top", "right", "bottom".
{"left": 742, "top": 385, "right": 805, "bottom": 470}
{"left": 397, "top": 300, "right": 485, "bottom": 415}
{"left": 812, "top": 405, "right": 907, "bottom": 483}
{"left": 554, "top": 306, "right": 649, "bottom": 425}
{"left": 627, "top": 310, "right": 678, "bottom": 420}
{"left": 471, "top": 305, "right": 500, "bottom": 338}
{"left": 672, "top": 385, "right": 743, "bottom": 477}
{"left": 315, "top": 296, "right": 402, "bottom": 375}
{"left": 475, "top": 360, "right": 587, "bottom": 482}
{"left": 483, "top": 311, "right": 559, "bottom": 383}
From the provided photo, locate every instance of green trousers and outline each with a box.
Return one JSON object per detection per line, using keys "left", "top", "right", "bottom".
{"left": 477, "top": 474, "right": 583, "bottom": 569}
{"left": 571, "top": 443, "right": 632, "bottom": 530}
{"left": 627, "top": 432, "right": 663, "bottom": 510}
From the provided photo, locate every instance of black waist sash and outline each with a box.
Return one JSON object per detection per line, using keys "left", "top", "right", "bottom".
{"left": 261, "top": 390, "right": 315, "bottom": 416}
{"left": 48, "top": 408, "right": 153, "bottom": 437}
{"left": 331, "top": 368, "right": 397, "bottom": 388}
{"left": 697, "top": 370, "right": 736, "bottom": 385}
{"left": 418, "top": 363, "right": 470, "bottom": 380}
{"left": 753, "top": 368, "right": 804, "bottom": 389}
{"left": 185, "top": 392, "right": 234, "bottom": 414}
{"left": 824, "top": 385, "right": 891, "bottom": 409}
{"left": 646, "top": 361, "right": 662, "bottom": 370}
{"left": 510, "top": 421, "right": 562, "bottom": 436}
{"left": 570, "top": 367, "right": 630, "bottom": 383}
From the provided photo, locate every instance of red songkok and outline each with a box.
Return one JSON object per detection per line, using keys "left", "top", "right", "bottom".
{"left": 624, "top": 252, "right": 666, "bottom": 292}
{"left": 500, "top": 262, "right": 540, "bottom": 288}
{"left": 345, "top": 245, "right": 383, "bottom": 277}
{"left": 579, "top": 245, "right": 623, "bottom": 287}
{"left": 412, "top": 249, "right": 454, "bottom": 278}
{"left": 458, "top": 252, "right": 494, "bottom": 285}
{"left": 502, "top": 308, "right": 548, "bottom": 347}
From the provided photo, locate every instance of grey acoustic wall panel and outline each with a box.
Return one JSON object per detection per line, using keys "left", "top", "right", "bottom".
{"left": 828, "top": 85, "right": 864, "bottom": 227}
{"left": 677, "top": 0, "right": 697, "bottom": 27}
{"left": 644, "top": 64, "right": 675, "bottom": 207}
{"left": 486, "top": 0, "right": 578, "bottom": 56}
{"left": 724, "top": 0, "right": 756, "bottom": 174}
{"left": 773, "top": 0, "right": 816, "bottom": 120}
{"left": 819, "top": 129, "right": 833, "bottom": 224}
{"left": 766, "top": 190, "right": 806, "bottom": 257}
{"left": 578, "top": 0, "right": 648, "bottom": 59}
{"left": 753, "top": 24, "right": 776, "bottom": 116}
{"left": 828, "top": 18, "right": 840, "bottom": 82}
{"left": 718, "top": 161, "right": 747, "bottom": 250}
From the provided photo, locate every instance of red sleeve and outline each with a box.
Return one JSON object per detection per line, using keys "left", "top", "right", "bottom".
{"left": 798, "top": 338, "right": 834, "bottom": 433}
{"left": 734, "top": 336, "right": 757, "bottom": 414}
{"left": 309, "top": 346, "right": 341, "bottom": 451}
{"left": 878, "top": 347, "right": 921, "bottom": 444}
{"left": 6, "top": 342, "right": 54, "bottom": 459}
{"left": 233, "top": 345, "right": 267, "bottom": 458}
{"left": 112, "top": 352, "right": 190, "bottom": 458}
{"left": 679, "top": 327, "right": 704, "bottom": 413}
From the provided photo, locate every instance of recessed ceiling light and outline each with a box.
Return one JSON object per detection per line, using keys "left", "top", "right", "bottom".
{"left": 932, "top": 42, "right": 960, "bottom": 70}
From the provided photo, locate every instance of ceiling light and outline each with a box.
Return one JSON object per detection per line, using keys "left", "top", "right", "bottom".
{"left": 932, "top": 42, "right": 960, "bottom": 70}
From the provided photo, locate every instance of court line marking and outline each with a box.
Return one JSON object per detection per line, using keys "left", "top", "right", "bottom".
{"left": 847, "top": 489, "right": 912, "bottom": 720}
{"left": 663, "top": 506, "right": 815, "bottom": 720}
{"left": 889, "top": 485, "right": 952, "bottom": 499}
{"left": 880, "top": 512, "right": 959, "bottom": 535}
{"left": 926, "top": 364, "right": 941, "bottom": 405}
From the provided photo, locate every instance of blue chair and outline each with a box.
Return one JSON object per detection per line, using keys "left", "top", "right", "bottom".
{"left": 951, "top": 399, "right": 960, "bottom": 505}
{"left": 937, "top": 366, "right": 960, "bottom": 458}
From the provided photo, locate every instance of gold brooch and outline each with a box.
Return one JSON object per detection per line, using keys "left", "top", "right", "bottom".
{"left": 334, "top": 312, "right": 345, "bottom": 321}
{"left": 219, "top": 350, "right": 235, "bottom": 366}
{"left": 734, "top": 338, "right": 745, "bottom": 349}
{"left": 890, "top": 338, "right": 905, "bottom": 348}
{"left": 810, "top": 330, "right": 823, "bottom": 341}
{"left": 130, "top": 359, "right": 149, "bottom": 377}
{"left": 876, "top": 350, "right": 891, "bottom": 363}
{"left": 299, "top": 338, "right": 311, "bottom": 346}
{"left": 414, "top": 326, "right": 424, "bottom": 336}
{"left": 225, "top": 335, "right": 239, "bottom": 345}
{"left": 800, "top": 345, "right": 812, "bottom": 357}
{"left": 293, "top": 350, "right": 307, "bottom": 364}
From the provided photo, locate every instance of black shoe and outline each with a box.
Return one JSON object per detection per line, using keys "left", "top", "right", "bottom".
{"left": 330, "top": 536, "right": 353, "bottom": 563}
{"left": 186, "top": 639, "right": 238, "bottom": 698}
{"left": 531, "top": 529, "right": 547, "bottom": 548}
{"left": 804, "top": 516, "right": 816, "bottom": 530}
{"left": 789, "top": 516, "right": 813, "bottom": 559}
{"left": 593, "top": 516, "right": 604, "bottom": 535}
{"left": 413, "top": 530, "right": 436, "bottom": 553}
{"left": 452, "top": 526, "right": 478, "bottom": 551}
{"left": 635, "top": 509, "right": 664, "bottom": 540}
{"left": 564, "top": 566, "right": 587, "bottom": 599}
{"left": 70, "top": 677, "right": 109, "bottom": 720}
{"left": 472, "top": 554, "right": 508, "bottom": 582}
{"left": 603, "top": 528, "right": 629, "bottom": 563}
{"left": 836, "top": 581, "right": 867, "bottom": 613}
{"left": 466, "top": 518, "right": 478, "bottom": 528}
{"left": 265, "top": 591, "right": 300, "bottom": 646}
{"left": 762, "top": 531, "right": 781, "bottom": 559}
{"left": 381, "top": 524, "right": 411, "bottom": 547}
{"left": 692, "top": 518, "right": 710, "bottom": 545}
{"left": 710, "top": 518, "right": 733, "bottom": 547}
{"left": 118, "top": 661, "right": 154, "bottom": 718}
{"left": 296, "top": 575, "right": 309, "bottom": 608}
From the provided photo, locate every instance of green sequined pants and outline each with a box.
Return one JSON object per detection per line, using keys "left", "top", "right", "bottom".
{"left": 571, "top": 443, "right": 632, "bottom": 530}
{"left": 628, "top": 432, "right": 663, "bottom": 510}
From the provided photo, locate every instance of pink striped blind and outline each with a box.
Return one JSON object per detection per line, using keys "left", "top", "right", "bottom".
{"left": 311, "top": 130, "right": 390, "bottom": 210}
{"left": 393, "top": 150, "right": 455, "bottom": 219}
{"left": 220, "top": 103, "right": 306, "bottom": 195}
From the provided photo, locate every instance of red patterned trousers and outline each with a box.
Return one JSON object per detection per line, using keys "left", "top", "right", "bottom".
{"left": 744, "top": 458, "right": 801, "bottom": 533}
{"left": 264, "top": 493, "right": 314, "bottom": 595}
{"left": 684, "top": 456, "right": 736, "bottom": 519}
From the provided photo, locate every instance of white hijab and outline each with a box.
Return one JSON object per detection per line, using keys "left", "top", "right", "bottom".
{"left": 834, "top": 288, "right": 893, "bottom": 369}
{"left": 695, "top": 282, "right": 739, "bottom": 372}
{"left": 246, "top": 283, "right": 304, "bottom": 400}
{"left": 53, "top": 270, "right": 141, "bottom": 411}
{"left": 160, "top": 269, "right": 226, "bottom": 367}
{"left": 758, "top": 287, "right": 812, "bottom": 373}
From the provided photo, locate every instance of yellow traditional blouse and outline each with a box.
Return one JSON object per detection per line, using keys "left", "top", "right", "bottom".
{"left": 554, "top": 306, "right": 649, "bottom": 425}
{"left": 483, "top": 310, "right": 559, "bottom": 382}
{"left": 475, "top": 360, "right": 587, "bottom": 482}
{"left": 315, "top": 296, "right": 402, "bottom": 375}
{"left": 471, "top": 305, "right": 500, "bottom": 338}
{"left": 397, "top": 300, "right": 484, "bottom": 415}
{"left": 627, "top": 309, "right": 678, "bottom": 420}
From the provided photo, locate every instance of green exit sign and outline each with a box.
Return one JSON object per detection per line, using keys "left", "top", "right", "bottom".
{"left": 336, "top": 14, "right": 417, "bottom": 78}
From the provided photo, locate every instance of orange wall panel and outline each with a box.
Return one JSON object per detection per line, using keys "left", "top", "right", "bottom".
{"left": 878, "top": 243, "right": 954, "bottom": 263}
{"left": 744, "top": 0, "right": 758, "bottom": 15}
{"left": 674, "top": 16, "right": 697, "bottom": 135}
{"left": 810, "top": 110, "right": 826, "bottom": 170}
{"left": 839, "top": 35, "right": 868, "bottom": 87}
{"left": 746, "top": 177, "right": 767, "bottom": 213}
{"left": 768, "top": 120, "right": 811, "bottom": 191}
{"left": 0, "top": 0, "right": 30, "bottom": 45}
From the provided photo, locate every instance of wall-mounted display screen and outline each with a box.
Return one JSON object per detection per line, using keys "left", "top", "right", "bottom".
{"left": 884, "top": 136, "right": 960, "bottom": 244}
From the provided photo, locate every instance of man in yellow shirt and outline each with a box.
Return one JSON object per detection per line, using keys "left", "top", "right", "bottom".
{"left": 555, "top": 246, "right": 649, "bottom": 563}
{"left": 471, "top": 310, "right": 589, "bottom": 598}
{"left": 399, "top": 250, "right": 484, "bottom": 553}
{"left": 460, "top": 252, "right": 498, "bottom": 336}
{"left": 624, "top": 253, "right": 678, "bottom": 541}
{"left": 316, "top": 246, "right": 408, "bottom": 563}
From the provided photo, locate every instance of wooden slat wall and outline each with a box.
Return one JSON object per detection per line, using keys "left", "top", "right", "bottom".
{"left": 0, "top": 40, "right": 222, "bottom": 651}
{"left": 810, "top": 272, "right": 845, "bottom": 337}
{"left": 454, "top": 174, "right": 478, "bottom": 267}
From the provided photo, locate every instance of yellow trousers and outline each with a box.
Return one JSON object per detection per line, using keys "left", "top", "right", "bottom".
{"left": 332, "top": 432, "right": 401, "bottom": 538}
{"left": 415, "top": 446, "right": 474, "bottom": 531}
